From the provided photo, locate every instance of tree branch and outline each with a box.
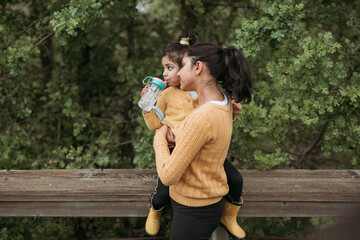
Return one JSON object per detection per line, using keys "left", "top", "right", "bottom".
{"left": 28, "top": 117, "right": 42, "bottom": 137}
{"left": 280, "top": 141, "right": 300, "bottom": 157}
{"left": 205, "top": 2, "right": 259, "bottom": 9}
{"left": 34, "top": 32, "right": 54, "bottom": 47}
{"left": 57, "top": 117, "right": 61, "bottom": 145}
{"left": 114, "top": 129, "right": 143, "bottom": 147}
{"left": 19, "top": 20, "right": 38, "bottom": 37}
{"left": 355, "top": 42, "right": 360, "bottom": 53}
{"left": 298, "top": 123, "right": 328, "bottom": 168}
{"left": 343, "top": 64, "right": 359, "bottom": 82}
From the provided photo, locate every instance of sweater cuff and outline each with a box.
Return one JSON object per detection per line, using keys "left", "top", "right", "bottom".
{"left": 153, "top": 131, "right": 168, "bottom": 148}
{"left": 142, "top": 109, "right": 154, "bottom": 117}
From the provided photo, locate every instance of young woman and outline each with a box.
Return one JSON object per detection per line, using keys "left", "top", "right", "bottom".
{"left": 153, "top": 43, "right": 252, "bottom": 240}
{"left": 142, "top": 35, "right": 245, "bottom": 239}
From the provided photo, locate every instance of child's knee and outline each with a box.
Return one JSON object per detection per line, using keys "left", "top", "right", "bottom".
{"left": 152, "top": 190, "right": 171, "bottom": 210}
{"left": 229, "top": 172, "right": 243, "bottom": 187}
{"left": 155, "top": 190, "right": 170, "bottom": 201}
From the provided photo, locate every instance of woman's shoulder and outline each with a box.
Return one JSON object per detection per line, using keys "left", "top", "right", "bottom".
{"left": 194, "top": 101, "right": 231, "bottom": 121}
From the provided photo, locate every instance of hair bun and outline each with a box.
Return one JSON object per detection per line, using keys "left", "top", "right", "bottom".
{"left": 177, "top": 33, "right": 196, "bottom": 46}
{"left": 179, "top": 37, "right": 190, "bottom": 46}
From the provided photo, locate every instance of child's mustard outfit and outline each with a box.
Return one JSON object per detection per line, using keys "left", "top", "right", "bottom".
{"left": 143, "top": 86, "right": 198, "bottom": 139}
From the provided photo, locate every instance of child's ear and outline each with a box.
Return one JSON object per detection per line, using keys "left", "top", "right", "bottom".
{"left": 195, "top": 61, "right": 204, "bottom": 75}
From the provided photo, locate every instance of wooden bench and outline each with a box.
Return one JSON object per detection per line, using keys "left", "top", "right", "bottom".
{"left": 1, "top": 169, "right": 359, "bottom": 239}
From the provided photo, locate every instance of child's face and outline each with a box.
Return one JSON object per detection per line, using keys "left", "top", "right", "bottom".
{"left": 162, "top": 56, "right": 180, "bottom": 87}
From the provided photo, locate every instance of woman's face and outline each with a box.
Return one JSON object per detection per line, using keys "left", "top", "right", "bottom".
{"left": 178, "top": 55, "right": 196, "bottom": 91}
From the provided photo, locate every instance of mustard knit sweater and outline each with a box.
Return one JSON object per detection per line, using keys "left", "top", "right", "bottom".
{"left": 142, "top": 87, "right": 198, "bottom": 138}
{"left": 153, "top": 101, "right": 233, "bottom": 207}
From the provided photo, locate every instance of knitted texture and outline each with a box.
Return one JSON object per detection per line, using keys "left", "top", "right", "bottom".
{"left": 143, "top": 87, "right": 198, "bottom": 138}
{"left": 153, "top": 102, "right": 233, "bottom": 207}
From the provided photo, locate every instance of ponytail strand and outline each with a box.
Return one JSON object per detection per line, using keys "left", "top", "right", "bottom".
{"left": 222, "top": 47, "right": 252, "bottom": 103}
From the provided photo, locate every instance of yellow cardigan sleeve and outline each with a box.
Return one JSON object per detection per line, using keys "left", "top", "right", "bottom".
{"left": 153, "top": 113, "right": 210, "bottom": 186}
{"left": 142, "top": 91, "right": 167, "bottom": 131}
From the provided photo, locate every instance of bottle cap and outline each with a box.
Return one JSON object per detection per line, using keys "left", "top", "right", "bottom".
{"left": 152, "top": 77, "right": 167, "bottom": 89}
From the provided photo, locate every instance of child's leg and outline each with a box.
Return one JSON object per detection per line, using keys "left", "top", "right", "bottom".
{"left": 146, "top": 178, "right": 171, "bottom": 236}
{"left": 151, "top": 177, "right": 171, "bottom": 210}
{"left": 152, "top": 147, "right": 174, "bottom": 210}
{"left": 145, "top": 149, "right": 173, "bottom": 236}
{"left": 220, "top": 159, "right": 245, "bottom": 240}
{"left": 224, "top": 159, "right": 243, "bottom": 203}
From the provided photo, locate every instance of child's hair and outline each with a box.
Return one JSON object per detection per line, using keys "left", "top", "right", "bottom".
{"left": 162, "top": 33, "right": 197, "bottom": 68}
{"left": 186, "top": 43, "right": 252, "bottom": 103}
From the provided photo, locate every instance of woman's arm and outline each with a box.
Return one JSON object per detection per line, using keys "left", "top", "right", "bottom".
{"left": 153, "top": 113, "right": 210, "bottom": 186}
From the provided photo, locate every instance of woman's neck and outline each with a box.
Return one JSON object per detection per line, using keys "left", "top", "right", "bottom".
{"left": 196, "top": 81, "right": 224, "bottom": 106}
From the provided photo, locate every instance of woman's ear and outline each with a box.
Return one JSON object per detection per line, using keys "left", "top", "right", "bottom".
{"left": 195, "top": 61, "right": 204, "bottom": 76}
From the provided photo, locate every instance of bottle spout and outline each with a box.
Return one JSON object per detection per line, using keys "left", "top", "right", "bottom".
{"left": 152, "top": 77, "right": 167, "bottom": 89}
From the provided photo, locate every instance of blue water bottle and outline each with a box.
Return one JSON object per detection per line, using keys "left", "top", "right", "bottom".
{"left": 138, "top": 76, "right": 167, "bottom": 112}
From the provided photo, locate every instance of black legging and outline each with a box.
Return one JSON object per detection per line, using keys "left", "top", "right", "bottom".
{"left": 170, "top": 198, "right": 224, "bottom": 240}
{"left": 224, "top": 158, "right": 243, "bottom": 203}
{"left": 151, "top": 159, "right": 243, "bottom": 210}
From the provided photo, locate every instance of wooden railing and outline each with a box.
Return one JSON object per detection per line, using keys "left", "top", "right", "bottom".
{"left": 1, "top": 169, "right": 360, "bottom": 239}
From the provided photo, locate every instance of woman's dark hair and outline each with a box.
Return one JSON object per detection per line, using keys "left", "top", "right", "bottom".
{"left": 186, "top": 43, "right": 252, "bottom": 103}
{"left": 162, "top": 33, "right": 196, "bottom": 68}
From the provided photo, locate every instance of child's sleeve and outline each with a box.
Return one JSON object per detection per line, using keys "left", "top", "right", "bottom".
{"left": 142, "top": 91, "right": 167, "bottom": 131}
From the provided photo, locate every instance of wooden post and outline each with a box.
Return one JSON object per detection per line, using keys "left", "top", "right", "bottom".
{"left": 210, "top": 226, "right": 229, "bottom": 240}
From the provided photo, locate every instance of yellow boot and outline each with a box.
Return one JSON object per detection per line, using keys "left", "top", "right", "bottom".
{"left": 145, "top": 193, "right": 164, "bottom": 236}
{"left": 220, "top": 197, "right": 245, "bottom": 240}
{"left": 145, "top": 206, "right": 163, "bottom": 236}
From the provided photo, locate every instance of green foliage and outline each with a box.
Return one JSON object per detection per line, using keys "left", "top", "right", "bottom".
{"left": 0, "top": 217, "right": 148, "bottom": 240}
{"left": 0, "top": 0, "right": 359, "bottom": 238}
{"left": 232, "top": 0, "right": 360, "bottom": 169}
{"left": 50, "top": 0, "right": 115, "bottom": 38}
{"left": 133, "top": 117, "right": 156, "bottom": 169}
{"left": 184, "top": 0, "right": 204, "bottom": 14}
{"left": 236, "top": 0, "right": 305, "bottom": 57}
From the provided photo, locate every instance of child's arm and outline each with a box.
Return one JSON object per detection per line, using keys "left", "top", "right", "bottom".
{"left": 142, "top": 89, "right": 167, "bottom": 131}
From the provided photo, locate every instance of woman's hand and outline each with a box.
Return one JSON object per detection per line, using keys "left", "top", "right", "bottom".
{"left": 155, "top": 124, "right": 168, "bottom": 134}
{"left": 232, "top": 100, "right": 242, "bottom": 121}
{"left": 156, "top": 125, "right": 176, "bottom": 148}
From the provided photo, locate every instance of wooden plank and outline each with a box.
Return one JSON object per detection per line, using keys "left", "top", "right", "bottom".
{"left": 0, "top": 201, "right": 358, "bottom": 217}
{"left": 1, "top": 169, "right": 359, "bottom": 202}
{"left": 0, "top": 169, "right": 359, "bottom": 217}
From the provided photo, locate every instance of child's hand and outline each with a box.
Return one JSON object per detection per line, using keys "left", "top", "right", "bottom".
{"left": 141, "top": 83, "right": 151, "bottom": 114}
{"left": 166, "top": 128, "right": 176, "bottom": 148}
{"left": 141, "top": 83, "right": 151, "bottom": 97}
{"left": 232, "top": 100, "right": 242, "bottom": 121}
